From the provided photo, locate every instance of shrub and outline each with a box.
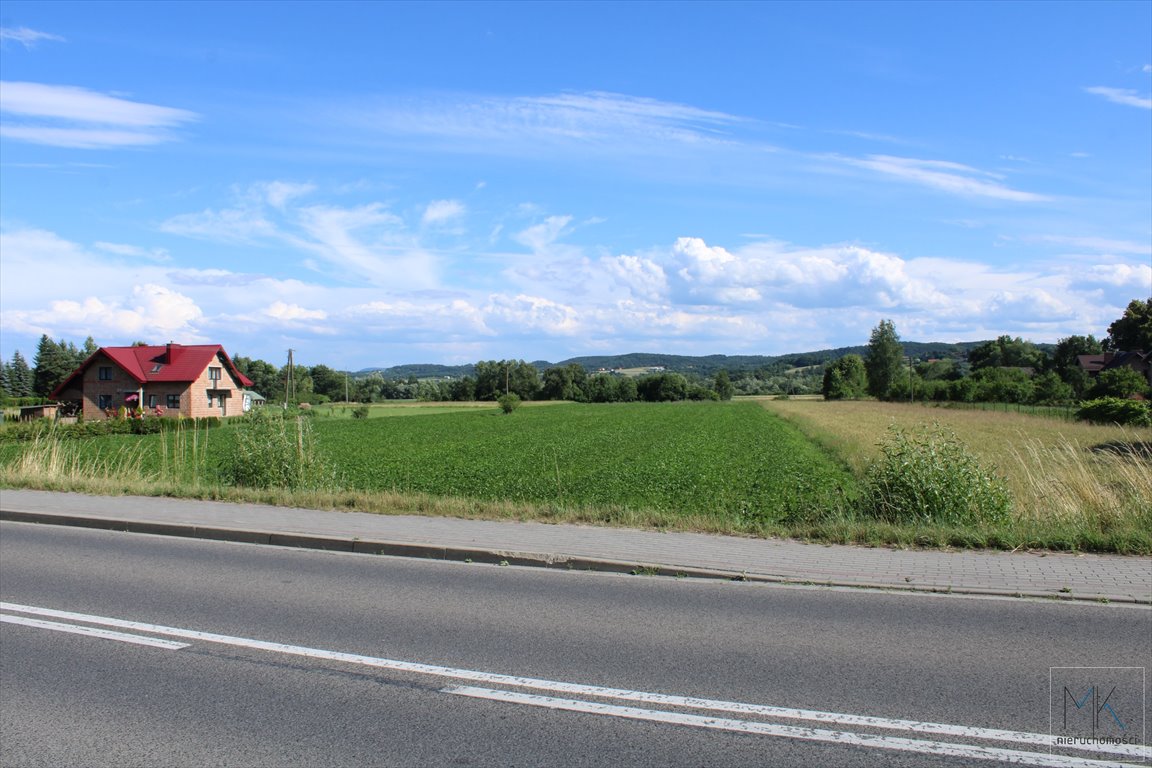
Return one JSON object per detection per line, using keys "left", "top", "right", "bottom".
{"left": 860, "top": 424, "right": 1013, "bottom": 527}
{"left": 498, "top": 393, "right": 522, "bottom": 414}
{"left": 222, "top": 408, "right": 335, "bottom": 489}
{"left": 351, "top": 405, "right": 371, "bottom": 419}
{"left": 1077, "top": 397, "right": 1151, "bottom": 427}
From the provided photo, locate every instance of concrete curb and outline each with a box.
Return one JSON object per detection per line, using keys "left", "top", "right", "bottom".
{"left": 2, "top": 508, "right": 1145, "bottom": 605}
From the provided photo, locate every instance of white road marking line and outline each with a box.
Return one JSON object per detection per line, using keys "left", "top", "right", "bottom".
{"left": 1, "top": 602, "right": 1143, "bottom": 761}
{"left": 444, "top": 686, "right": 1145, "bottom": 768}
{"left": 1, "top": 614, "right": 190, "bottom": 650}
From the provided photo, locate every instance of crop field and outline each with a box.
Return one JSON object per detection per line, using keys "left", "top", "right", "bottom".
{"left": 314, "top": 401, "right": 853, "bottom": 522}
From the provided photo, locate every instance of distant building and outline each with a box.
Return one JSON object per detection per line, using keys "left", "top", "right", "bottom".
{"left": 1077, "top": 351, "right": 1151, "bottom": 385}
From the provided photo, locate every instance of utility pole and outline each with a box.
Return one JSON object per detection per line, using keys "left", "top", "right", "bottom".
{"left": 908, "top": 354, "right": 915, "bottom": 403}
{"left": 285, "top": 349, "right": 295, "bottom": 408}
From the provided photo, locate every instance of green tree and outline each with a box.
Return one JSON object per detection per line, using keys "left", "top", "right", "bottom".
{"left": 967, "top": 335, "right": 1045, "bottom": 371}
{"left": 864, "top": 320, "right": 903, "bottom": 400}
{"left": 11, "top": 351, "right": 34, "bottom": 398}
{"left": 233, "top": 356, "right": 282, "bottom": 401}
{"left": 541, "top": 363, "right": 588, "bottom": 401}
{"left": 713, "top": 370, "right": 734, "bottom": 401}
{"left": 585, "top": 374, "right": 617, "bottom": 403}
{"left": 636, "top": 372, "right": 688, "bottom": 401}
{"left": 309, "top": 364, "right": 346, "bottom": 401}
{"left": 448, "top": 376, "right": 476, "bottom": 401}
{"left": 32, "top": 335, "right": 79, "bottom": 397}
{"left": 1051, "top": 335, "right": 1102, "bottom": 397}
{"left": 3, "top": 351, "right": 34, "bottom": 399}
{"left": 1032, "top": 371, "right": 1075, "bottom": 405}
{"left": 1089, "top": 367, "right": 1150, "bottom": 400}
{"left": 615, "top": 376, "right": 638, "bottom": 402}
{"left": 474, "top": 360, "right": 541, "bottom": 401}
{"left": 1105, "top": 297, "right": 1152, "bottom": 351}
{"left": 822, "top": 354, "right": 867, "bottom": 400}
{"left": 971, "top": 366, "right": 1035, "bottom": 403}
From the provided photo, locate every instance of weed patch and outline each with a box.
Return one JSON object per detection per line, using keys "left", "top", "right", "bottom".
{"left": 861, "top": 424, "right": 1013, "bottom": 527}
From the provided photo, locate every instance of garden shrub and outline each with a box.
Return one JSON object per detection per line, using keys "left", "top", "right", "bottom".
{"left": 860, "top": 424, "right": 1013, "bottom": 527}
{"left": 1076, "top": 397, "right": 1151, "bottom": 427}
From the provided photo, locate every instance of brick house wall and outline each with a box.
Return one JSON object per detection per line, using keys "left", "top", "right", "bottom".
{"left": 184, "top": 356, "right": 242, "bottom": 418}
{"left": 64, "top": 351, "right": 140, "bottom": 421}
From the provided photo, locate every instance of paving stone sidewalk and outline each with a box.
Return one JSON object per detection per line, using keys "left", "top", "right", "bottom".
{"left": 2, "top": 489, "right": 1149, "bottom": 604}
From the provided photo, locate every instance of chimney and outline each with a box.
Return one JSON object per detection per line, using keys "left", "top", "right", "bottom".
{"left": 166, "top": 341, "right": 178, "bottom": 363}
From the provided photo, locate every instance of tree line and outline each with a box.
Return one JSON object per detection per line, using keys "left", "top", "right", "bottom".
{"left": 0, "top": 335, "right": 98, "bottom": 403}
{"left": 232, "top": 358, "right": 739, "bottom": 405}
{"left": 825, "top": 298, "right": 1152, "bottom": 406}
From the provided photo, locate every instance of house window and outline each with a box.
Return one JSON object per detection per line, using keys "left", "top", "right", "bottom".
{"left": 151, "top": 363, "right": 163, "bottom": 373}
{"left": 207, "top": 393, "right": 215, "bottom": 407}
{"left": 98, "top": 395, "right": 113, "bottom": 409}
{"left": 208, "top": 367, "right": 222, "bottom": 381}
{"left": 148, "top": 394, "right": 157, "bottom": 408}
{"left": 98, "top": 367, "right": 113, "bottom": 381}
{"left": 166, "top": 394, "right": 180, "bottom": 409}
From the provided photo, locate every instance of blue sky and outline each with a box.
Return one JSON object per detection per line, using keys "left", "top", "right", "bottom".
{"left": 1, "top": 1, "right": 1150, "bottom": 370}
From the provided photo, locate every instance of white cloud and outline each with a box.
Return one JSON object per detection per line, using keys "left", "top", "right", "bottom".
{"left": 94, "top": 241, "right": 171, "bottom": 262}
{"left": 601, "top": 254, "right": 669, "bottom": 302}
{"left": 352, "top": 91, "right": 744, "bottom": 154}
{"left": 5, "top": 284, "right": 204, "bottom": 341}
{"left": 985, "top": 290, "right": 1074, "bottom": 324}
{"left": 422, "top": 199, "right": 466, "bottom": 225}
{"left": 160, "top": 204, "right": 280, "bottom": 243}
{"left": 845, "top": 155, "right": 1049, "bottom": 202}
{"left": 292, "top": 203, "right": 438, "bottom": 288}
{"left": 1072, "top": 263, "right": 1152, "bottom": 290}
{"left": 160, "top": 185, "right": 440, "bottom": 288}
{"left": 485, "top": 294, "right": 582, "bottom": 336}
{"left": 0, "top": 81, "right": 198, "bottom": 148}
{"left": 0, "top": 27, "right": 65, "bottom": 48}
{"left": 261, "top": 181, "right": 316, "bottom": 209}
{"left": 513, "top": 215, "right": 572, "bottom": 251}
{"left": 264, "top": 301, "right": 327, "bottom": 321}
{"left": 663, "top": 237, "right": 951, "bottom": 310}
{"left": 1084, "top": 86, "right": 1152, "bottom": 110}
{"left": 1032, "top": 235, "right": 1152, "bottom": 255}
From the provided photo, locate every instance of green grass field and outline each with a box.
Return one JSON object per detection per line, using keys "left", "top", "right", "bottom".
{"left": 315, "top": 402, "right": 853, "bottom": 520}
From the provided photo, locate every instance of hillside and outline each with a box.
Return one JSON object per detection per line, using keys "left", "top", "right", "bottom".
{"left": 356, "top": 341, "right": 999, "bottom": 379}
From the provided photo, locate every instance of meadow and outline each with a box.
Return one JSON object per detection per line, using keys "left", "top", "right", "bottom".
{"left": 1, "top": 398, "right": 1149, "bottom": 552}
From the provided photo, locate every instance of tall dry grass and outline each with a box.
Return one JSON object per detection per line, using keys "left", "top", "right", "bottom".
{"left": 763, "top": 399, "right": 1152, "bottom": 545}
{"left": 0, "top": 419, "right": 216, "bottom": 493}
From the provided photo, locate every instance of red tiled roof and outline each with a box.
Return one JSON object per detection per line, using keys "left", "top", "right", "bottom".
{"left": 52, "top": 344, "right": 253, "bottom": 398}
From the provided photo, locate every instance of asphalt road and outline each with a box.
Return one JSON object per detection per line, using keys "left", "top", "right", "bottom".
{"left": 1, "top": 521, "right": 1149, "bottom": 768}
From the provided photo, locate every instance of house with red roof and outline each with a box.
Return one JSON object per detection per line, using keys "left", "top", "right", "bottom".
{"left": 52, "top": 343, "right": 255, "bottom": 420}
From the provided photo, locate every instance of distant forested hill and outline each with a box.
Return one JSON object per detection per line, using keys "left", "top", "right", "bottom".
{"left": 357, "top": 341, "right": 1001, "bottom": 379}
